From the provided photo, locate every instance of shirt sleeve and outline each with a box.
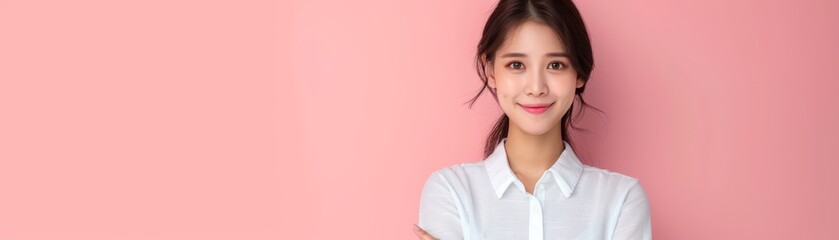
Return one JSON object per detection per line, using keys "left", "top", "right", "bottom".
{"left": 418, "top": 170, "right": 464, "bottom": 240}
{"left": 612, "top": 180, "right": 652, "bottom": 240}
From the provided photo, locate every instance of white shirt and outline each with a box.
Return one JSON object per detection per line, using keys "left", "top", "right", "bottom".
{"left": 418, "top": 138, "right": 651, "bottom": 240}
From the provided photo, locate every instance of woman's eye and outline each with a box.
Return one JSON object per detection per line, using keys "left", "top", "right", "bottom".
{"left": 508, "top": 62, "right": 524, "bottom": 70}
{"left": 548, "top": 62, "right": 565, "bottom": 70}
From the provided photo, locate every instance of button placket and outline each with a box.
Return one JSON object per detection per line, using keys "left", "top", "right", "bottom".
{"left": 528, "top": 195, "right": 544, "bottom": 240}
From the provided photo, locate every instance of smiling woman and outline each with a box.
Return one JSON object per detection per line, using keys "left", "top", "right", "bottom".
{"left": 413, "top": 0, "right": 651, "bottom": 239}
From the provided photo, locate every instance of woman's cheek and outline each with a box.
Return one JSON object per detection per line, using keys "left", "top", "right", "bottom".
{"left": 498, "top": 91, "right": 512, "bottom": 101}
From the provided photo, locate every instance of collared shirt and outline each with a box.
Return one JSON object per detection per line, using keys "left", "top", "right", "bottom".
{"left": 418, "top": 138, "right": 651, "bottom": 239}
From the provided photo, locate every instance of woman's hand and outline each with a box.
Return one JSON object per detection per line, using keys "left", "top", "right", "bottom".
{"left": 413, "top": 224, "right": 439, "bottom": 240}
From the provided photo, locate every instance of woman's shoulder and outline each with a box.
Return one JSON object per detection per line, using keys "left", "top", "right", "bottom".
{"left": 426, "top": 160, "right": 487, "bottom": 180}
{"left": 578, "top": 165, "right": 651, "bottom": 220}
{"left": 420, "top": 160, "right": 489, "bottom": 191}
{"left": 579, "top": 164, "right": 643, "bottom": 190}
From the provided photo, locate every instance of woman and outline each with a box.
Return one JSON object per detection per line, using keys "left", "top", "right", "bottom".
{"left": 413, "top": 0, "right": 652, "bottom": 239}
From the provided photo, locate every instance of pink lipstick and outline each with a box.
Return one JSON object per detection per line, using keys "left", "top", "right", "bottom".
{"left": 519, "top": 103, "right": 554, "bottom": 114}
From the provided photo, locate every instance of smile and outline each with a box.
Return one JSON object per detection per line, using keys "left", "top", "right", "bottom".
{"left": 518, "top": 102, "right": 554, "bottom": 114}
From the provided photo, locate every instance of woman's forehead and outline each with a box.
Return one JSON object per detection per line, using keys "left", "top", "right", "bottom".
{"left": 498, "top": 20, "right": 567, "bottom": 55}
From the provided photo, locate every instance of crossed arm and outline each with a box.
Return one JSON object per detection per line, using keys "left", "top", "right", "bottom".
{"left": 414, "top": 171, "right": 652, "bottom": 239}
{"left": 415, "top": 171, "right": 462, "bottom": 239}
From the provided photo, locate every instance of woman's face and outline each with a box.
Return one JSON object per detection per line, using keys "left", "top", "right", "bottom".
{"left": 487, "top": 20, "right": 584, "bottom": 136}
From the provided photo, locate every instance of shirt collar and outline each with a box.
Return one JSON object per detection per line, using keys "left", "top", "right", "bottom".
{"left": 484, "top": 137, "right": 584, "bottom": 199}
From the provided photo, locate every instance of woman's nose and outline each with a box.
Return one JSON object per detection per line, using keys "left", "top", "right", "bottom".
{"left": 525, "top": 70, "right": 548, "bottom": 97}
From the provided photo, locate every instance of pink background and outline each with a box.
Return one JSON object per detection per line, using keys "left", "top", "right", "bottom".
{"left": 1, "top": 0, "right": 837, "bottom": 239}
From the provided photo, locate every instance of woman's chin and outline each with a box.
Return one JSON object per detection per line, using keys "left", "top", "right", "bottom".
{"left": 516, "top": 124, "right": 555, "bottom": 136}
{"left": 509, "top": 115, "right": 563, "bottom": 136}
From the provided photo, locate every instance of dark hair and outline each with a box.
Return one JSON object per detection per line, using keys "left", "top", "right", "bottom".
{"left": 465, "top": 0, "right": 605, "bottom": 158}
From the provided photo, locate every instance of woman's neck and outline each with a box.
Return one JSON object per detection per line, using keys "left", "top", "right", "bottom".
{"left": 504, "top": 121, "right": 565, "bottom": 177}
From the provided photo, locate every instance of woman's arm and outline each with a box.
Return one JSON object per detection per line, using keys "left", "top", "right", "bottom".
{"left": 417, "top": 170, "right": 464, "bottom": 240}
{"left": 612, "top": 180, "right": 652, "bottom": 239}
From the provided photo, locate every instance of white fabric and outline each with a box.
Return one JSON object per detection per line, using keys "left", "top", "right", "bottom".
{"left": 418, "top": 138, "right": 651, "bottom": 239}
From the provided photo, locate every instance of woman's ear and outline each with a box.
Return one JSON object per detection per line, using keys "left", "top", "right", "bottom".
{"left": 576, "top": 79, "right": 585, "bottom": 88}
{"left": 482, "top": 55, "right": 496, "bottom": 89}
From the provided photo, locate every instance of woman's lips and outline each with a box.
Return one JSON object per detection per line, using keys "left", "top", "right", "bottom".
{"left": 519, "top": 103, "right": 554, "bottom": 114}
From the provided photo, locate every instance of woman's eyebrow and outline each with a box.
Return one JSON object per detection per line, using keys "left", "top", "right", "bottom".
{"left": 500, "top": 52, "right": 569, "bottom": 58}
